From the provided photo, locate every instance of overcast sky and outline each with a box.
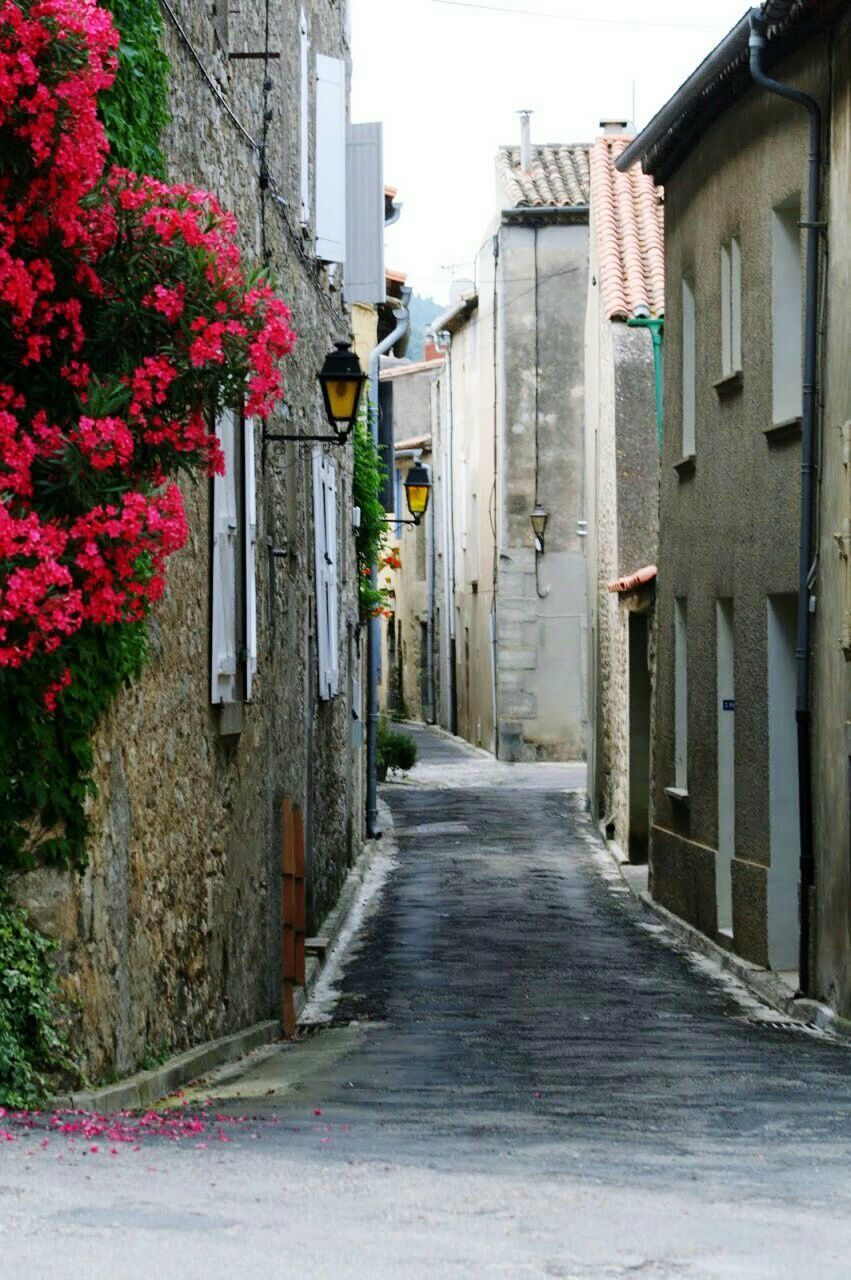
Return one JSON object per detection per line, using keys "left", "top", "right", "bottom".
{"left": 350, "top": 0, "right": 748, "bottom": 303}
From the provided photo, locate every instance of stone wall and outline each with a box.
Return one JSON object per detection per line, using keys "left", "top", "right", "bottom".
{"left": 12, "top": 0, "right": 364, "bottom": 1080}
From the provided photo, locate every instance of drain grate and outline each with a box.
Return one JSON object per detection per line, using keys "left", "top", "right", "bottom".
{"left": 737, "top": 1015, "right": 821, "bottom": 1034}
{"left": 404, "top": 821, "right": 472, "bottom": 836}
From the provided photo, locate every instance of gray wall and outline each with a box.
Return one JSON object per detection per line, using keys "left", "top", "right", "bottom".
{"left": 651, "top": 36, "right": 830, "bottom": 976}
{"left": 14, "top": 0, "right": 364, "bottom": 1079}
{"left": 497, "top": 219, "right": 589, "bottom": 761}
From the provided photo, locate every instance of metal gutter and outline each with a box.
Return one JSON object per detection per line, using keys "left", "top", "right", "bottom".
{"left": 749, "top": 7, "right": 822, "bottom": 997}
{"left": 616, "top": 15, "right": 752, "bottom": 175}
{"left": 500, "top": 204, "right": 589, "bottom": 225}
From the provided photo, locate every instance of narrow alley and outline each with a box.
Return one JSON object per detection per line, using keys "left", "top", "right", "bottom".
{"left": 4, "top": 725, "right": 851, "bottom": 1279}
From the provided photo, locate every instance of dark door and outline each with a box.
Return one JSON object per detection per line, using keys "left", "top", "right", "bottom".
{"left": 628, "top": 612, "right": 651, "bottom": 864}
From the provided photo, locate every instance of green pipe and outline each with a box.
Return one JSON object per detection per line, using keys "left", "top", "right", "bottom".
{"left": 627, "top": 316, "right": 664, "bottom": 454}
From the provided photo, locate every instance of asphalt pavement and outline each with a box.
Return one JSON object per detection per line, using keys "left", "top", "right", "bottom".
{"left": 3, "top": 724, "right": 851, "bottom": 1279}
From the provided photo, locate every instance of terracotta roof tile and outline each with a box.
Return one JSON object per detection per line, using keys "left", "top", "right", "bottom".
{"left": 379, "top": 358, "right": 444, "bottom": 381}
{"left": 497, "top": 144, "right": 590, "bottom": 208}
{"left": 395, "top": 434, "right": 432, "bottom": 452}
{"left": 590, "top": 136, "right": 665, "bottom": 321}
{"left": 607, "top": 564, "right": 657, "bottom": 593}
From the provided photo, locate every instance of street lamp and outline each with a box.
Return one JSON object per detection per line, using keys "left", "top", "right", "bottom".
{"left": 531, "top": 503, "right": 548, "bottom": 552}
{"left": 403, "top": 461, "right": 431, "bottom": 525}
{"left": 317, "top": 340, "right": 367, "bottom": 440}
{"left": 262, "top": 339, "right": 366, "bottom": 454}
{"left": 384, "top": 460, "right": 432, "bottom": 528}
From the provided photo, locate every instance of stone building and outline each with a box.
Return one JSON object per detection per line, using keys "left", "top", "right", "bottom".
{"left": 619, "top": 0, "right": 851, "bottom": 1014}
{"left": 584, "top": 127, "right": 664, "bottom": 864}
{"left": 428, "top": 123, "right": 590, "bottom": 760}
{"left": 376, "top": 359, "right": 443, "bottom": 722}
{"left": 15, "top": 0, "right": 386, "bottom": 1078}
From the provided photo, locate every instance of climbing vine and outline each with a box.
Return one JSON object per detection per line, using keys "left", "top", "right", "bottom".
{"left": 99, "top": 0, "right": 170, "bottom": 176}
{"left": 0, "top": 895, "right": 72, "bottom": 1107}
{"left": 352, "top": 400, "right": 390, "bottom": 617}
{"left": 0, "top": 0, "right": 296, "bottom": 869}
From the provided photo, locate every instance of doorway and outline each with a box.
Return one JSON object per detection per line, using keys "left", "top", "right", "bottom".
{"left": 766, "top": 595, "right": 800, "bottom": 973}
{"left": 628, "top": 612, "right": 651, "bottom": 864}
{"left": 716, "top": 600, "right": 735, "bottom": 936}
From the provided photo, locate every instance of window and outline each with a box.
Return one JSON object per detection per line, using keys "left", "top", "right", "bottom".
{"left": 211, "top": 410, "right": 258, "bottom": 724}
{"left": 771, "top": 198, "right": 802, "bottom": 424}
{"left": 720, "top": 238, "right": 742, "bottom": 377}
{"left": 314, "top": 54, "right": 346, "bottom": 263}
{"left": 313, "top": 449, "right": 340, "bottom": 700}
{"left": 299, "top": 9, "right": 310, "bottom": 225}
{"left": 681, "top": 276, "right": 696, "bottom": 457}
{"left": 674, "top": 597, "right": 688, "bottom": 792}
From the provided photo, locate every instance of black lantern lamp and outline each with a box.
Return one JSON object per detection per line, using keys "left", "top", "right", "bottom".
{"left": 404, "top": 461, "right": 431, "bottom": 525}
{"left": 317, "top": 340, "right": 367, "bottom": 439}
{"left": 531, "top": 503, "right": 548, "bottom": 552}
{"left": 384, "top": 460, "right": 432, "bottom": 528}
{"left": 262, "top": 339, "right": 365, "bottom": 456}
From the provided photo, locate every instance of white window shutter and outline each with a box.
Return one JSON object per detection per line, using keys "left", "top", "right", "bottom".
{"left": 344, "top": 122, "right": 384, "bottom": 304}
{"left": 299, "top": 9, "right": 310, "bottom": 224}
{"left": 244, "top": 416, "right": 258, "bottom": 700}
{"left": 211, "top": 409, "right": 238, "bottom": 704}
{"left": 315, "top": 54, "right": 346, "bottom": 263}
{"left": 323, "top": 458, "right": 340, "bottom": 696}
{"left": 313, "top": 450, "right": 331, "bottom": 699}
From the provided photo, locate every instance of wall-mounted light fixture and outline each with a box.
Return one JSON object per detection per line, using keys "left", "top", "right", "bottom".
{"left": 263, "top": 340, "right": 366, "bottom": 459}
{"left": 531, "top": 503, "right": 550, "bottom": 599}
{"left": 384, "top": 461, "right": 432, "bottom": 528}
{"left": 531, "top": 503, "right": 548, "bottom": 553}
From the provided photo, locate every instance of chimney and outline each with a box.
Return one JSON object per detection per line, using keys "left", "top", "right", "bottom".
{"left": 518, "top": 109, "right": 533, "bottom": 171}
{"left": 600, "top": 118, "right": 630, "bottom": 136}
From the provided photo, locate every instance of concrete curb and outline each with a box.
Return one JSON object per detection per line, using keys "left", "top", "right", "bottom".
{"left": 53, "top": 824, "right": 387, "bottom": 1112}
{"left": 601, "top": 835, "right": 851, "bottom": 1043}
{"left": 53, "top": 1020, "right": 280, "bottom": 1113}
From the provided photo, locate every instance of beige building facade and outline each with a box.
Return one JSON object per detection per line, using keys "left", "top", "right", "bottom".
{"left": 621, "top": 0, "right": 851, "bottom": 1015}
{"left": 428, "top": 136, "right": 591, "bottom": 761}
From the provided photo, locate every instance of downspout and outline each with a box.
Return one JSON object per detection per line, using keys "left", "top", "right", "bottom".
{"left": 626, "top": 316, "right": 664, "bottom": 453}
{"left": 366, "top": 290, "right": 411, "bottom": 839}
{"left": 749, "top": 9, "right": 821, "bottom": 996}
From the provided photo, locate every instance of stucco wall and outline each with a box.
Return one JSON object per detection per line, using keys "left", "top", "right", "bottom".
{"left": 585, "top": 228, "right": 658, "bottom": 855}
{"left": 652, "top": 36, "right": 829, "bottom": 975}
{"left": 497, "top": 219, "right": 589, "bottom": 762}
{"left": 13, "top": 0, "right": 364, "bottom": 1079}
{"left": 812, "top": 11, "right": 851, "bottom": 1016}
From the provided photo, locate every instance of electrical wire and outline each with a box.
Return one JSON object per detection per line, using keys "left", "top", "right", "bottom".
{"left": 158, "top": 0, "right": 344, "bottom": 329}
{"left": 430, "top": 0, "right": 722, "bottom": 30}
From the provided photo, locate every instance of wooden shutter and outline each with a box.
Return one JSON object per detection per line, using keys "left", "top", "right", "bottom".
{"left": 344, "top": 122, "right": 384, "bottom": 304}
{"left": 211, "top": 409, "right": 238, "bottom": 704}
{"left": 299, "top": 8, "right": 310, "bottom": 225}
{"left": 313, "top": 451, "right": 339, "bottom": 699}
{"left": 315, "top": 54, "right": 346, "bottom": 263}
{"left": 244, "top": 415, "right": 258, "bottom": 700}
{"left": 324, "top": 458, "right": 339, "bottom": 696}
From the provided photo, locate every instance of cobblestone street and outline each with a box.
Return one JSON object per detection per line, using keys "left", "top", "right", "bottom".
{"left": 5, "top": 725, "right": 851, "bottom": 1278}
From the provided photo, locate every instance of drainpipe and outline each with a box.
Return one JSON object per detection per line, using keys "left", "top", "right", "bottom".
{"left": 626, "top": 316, "right": 664, "bottom": 453}
{"left": 749, "top": 9, "right": 821, "bottom": 997}
{"left": 366, "top": 290, "right": 411, "bottom": 839}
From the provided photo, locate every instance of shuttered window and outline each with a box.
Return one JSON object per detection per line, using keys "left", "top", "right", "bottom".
{"left": 313, "top": 450, "right": 340, "bottom": 699}
{"left": 299, "top": 8, "right": 310, "bottom": 225}
{"left": 315, "top": 54, "right": 346, "bottom": 263}
{"left": 211, "top": 408, "right": 239, "bottom": 705}
{"left": 344, "top": 122, "right": 384, "bottom": 304}
{"left": 211, "top": 409, "right": 258, "bottom": 712}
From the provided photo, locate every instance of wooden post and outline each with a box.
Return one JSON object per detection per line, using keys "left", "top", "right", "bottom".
{"left": 282, "top": 798, "right": 307, "bottom": 1039}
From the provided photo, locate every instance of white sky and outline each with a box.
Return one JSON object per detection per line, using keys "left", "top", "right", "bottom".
{"left": 350, "top": 0, "right": 748, "bottom": 303}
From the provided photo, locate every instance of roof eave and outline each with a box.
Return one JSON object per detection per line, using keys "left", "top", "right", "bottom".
{"left": 501, "top": 204, "right": 590, "bottom": 225}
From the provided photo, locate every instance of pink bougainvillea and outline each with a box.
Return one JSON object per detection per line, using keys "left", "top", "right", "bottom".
{"left": 0, "top": 0, "right": 296, "bottom": 700}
